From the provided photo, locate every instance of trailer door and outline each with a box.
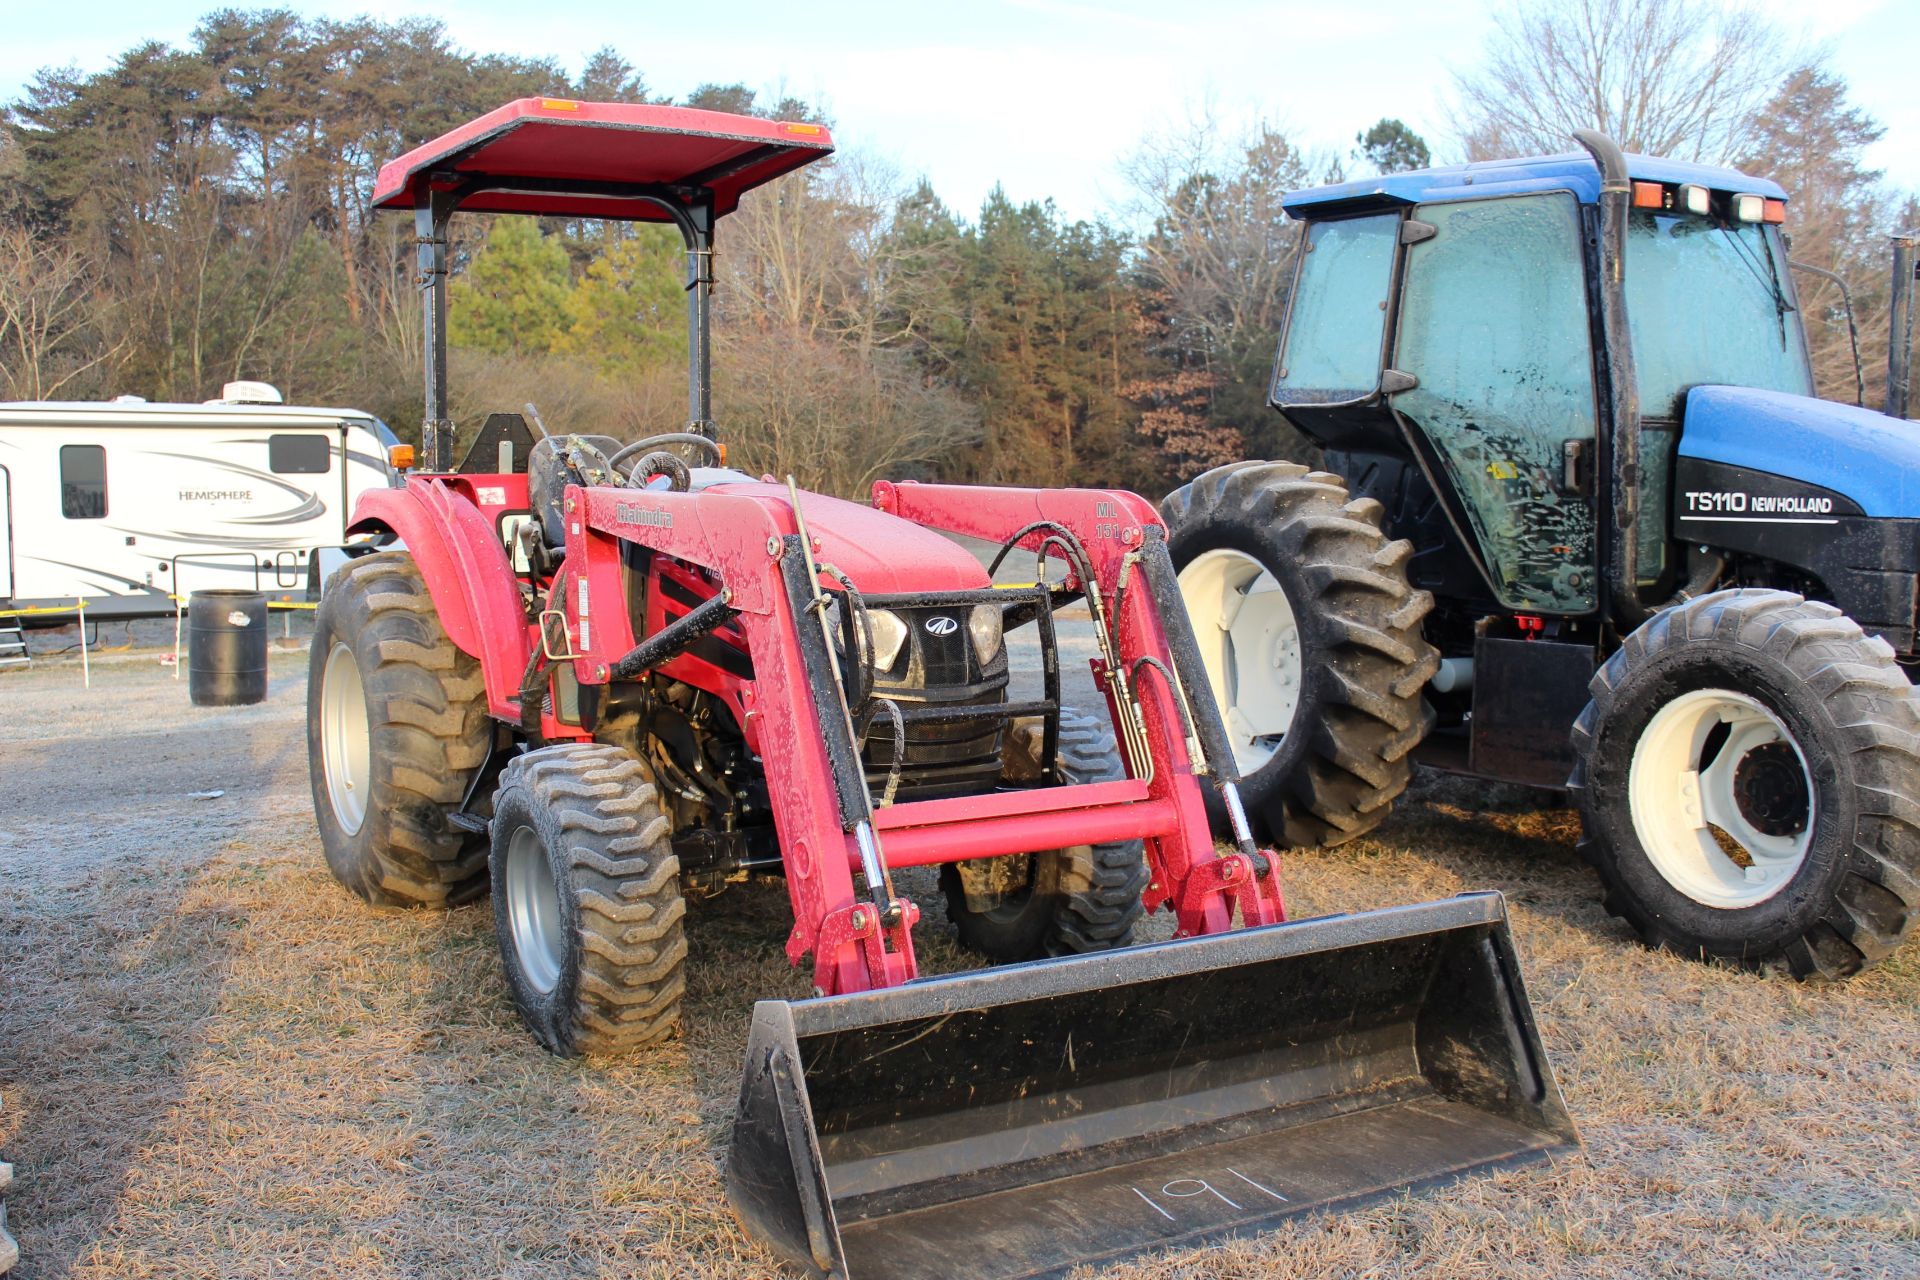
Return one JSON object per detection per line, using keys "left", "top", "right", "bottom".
{"left": 0, "top": 466, "right": 12, "bottom": 599}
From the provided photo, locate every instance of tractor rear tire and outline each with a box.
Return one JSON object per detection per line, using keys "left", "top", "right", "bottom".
{"left": 1570, "top": 589, "right": 1920, "bottom": 980}
{"left": 308, "top": 551, "right": 492, "bottom": 908}
{"left": 941, "top": 710, "right": 1147, "bottom": 961}
{"left": 490, "top": 743, "right": 687, "bottom": 1055}
{"left": 1160, "top": 461, "right": 1437, "bottom": 847}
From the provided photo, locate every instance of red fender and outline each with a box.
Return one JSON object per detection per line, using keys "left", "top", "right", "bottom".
{"left": 348, "top": 479, "right": 530, "bottom": 715}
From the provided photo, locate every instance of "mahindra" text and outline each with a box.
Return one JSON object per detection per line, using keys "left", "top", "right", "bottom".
{"left": 614, "top": 503, "right": 673, "bottom": 528}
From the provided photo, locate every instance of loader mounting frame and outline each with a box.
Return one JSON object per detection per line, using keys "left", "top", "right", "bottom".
{"left": 352, "top": 469, "right": 1288, "bottom": 995}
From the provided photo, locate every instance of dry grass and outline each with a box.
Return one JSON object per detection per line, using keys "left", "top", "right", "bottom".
{"left": 1, "top": 652, "right": 1917, "bottom": 1279}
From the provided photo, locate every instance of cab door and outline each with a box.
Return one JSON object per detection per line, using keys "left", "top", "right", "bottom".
{"left": 1386, "top": 191, "right": 1601, "bottom": 615}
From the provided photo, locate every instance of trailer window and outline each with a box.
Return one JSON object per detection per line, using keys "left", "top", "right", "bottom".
{"left": 60, "top": 445, "right": 107, "bottom": 519}
{"left": 269, "top": 434, "right": 331, "bottom": 474}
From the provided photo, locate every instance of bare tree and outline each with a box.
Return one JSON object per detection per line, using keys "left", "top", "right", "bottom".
{"left": 718, "top": 166, "right": 856, "bottom": 339}
{"left": 718, "top": 328, "right": 979, "bottom": 498}
{"left": 0, "top": 224, "right": 119, "bottom": 399}
{"left": 1744, "top": 64, "right": 1902, "bottom": 405}
{"left": 1125, "top": 113, "right": 1310, "bottom": 353}
{"left": 1122, "top": 112, "right": 1320, "bottom": 469}
{"left": 1454, "top": 0, "right": 1793, "bottom": 162}
{"left": 718, "top": 152, "right": 962, "bottom": 361}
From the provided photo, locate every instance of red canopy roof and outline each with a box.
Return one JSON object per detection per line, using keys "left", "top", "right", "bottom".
{"left": 371, "top": 98, "right": 834, "bottom": 222}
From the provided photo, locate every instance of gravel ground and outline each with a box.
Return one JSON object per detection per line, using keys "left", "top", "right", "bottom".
{"left": 0, "top": 629, "right": 1916, "bottom": 1279}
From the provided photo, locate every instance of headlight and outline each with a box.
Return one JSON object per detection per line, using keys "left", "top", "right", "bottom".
{"left": 968, "top": 603, "right": 1003, "bottom": 664}
{"left": 866, "top": 608, "right": 909, "bottom": 671}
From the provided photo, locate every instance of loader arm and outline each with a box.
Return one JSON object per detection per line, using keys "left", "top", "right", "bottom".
{"left": 555, "top": 480, "right": 1285, "bottom": 992}
{"left": 558, "top": 483, "right": 907, "bottom": 993}
{"left": 872, "top": 480, "right": 1283, "bottom": 931}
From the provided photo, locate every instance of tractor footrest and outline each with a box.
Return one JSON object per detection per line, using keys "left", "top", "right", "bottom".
{"left": 447, "top": 811, "right": 490, "bottom": 834}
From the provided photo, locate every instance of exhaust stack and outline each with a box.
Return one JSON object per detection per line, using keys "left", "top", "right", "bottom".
{"left": 1890, "top": 231, "right": 1918, "bottom": 420}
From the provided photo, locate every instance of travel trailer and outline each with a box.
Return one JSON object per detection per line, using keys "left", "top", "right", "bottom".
{"left": 0, "top": 384, "right": 400, "bottom": 619}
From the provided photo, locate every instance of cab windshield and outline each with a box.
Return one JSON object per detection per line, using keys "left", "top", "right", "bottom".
{"left": 1625, "top": 212, "right": 1813, "bottom": 419}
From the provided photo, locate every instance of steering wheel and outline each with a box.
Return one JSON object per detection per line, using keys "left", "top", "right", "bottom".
{"left": 609, "top": 433, "right": 721, "bottom": 491}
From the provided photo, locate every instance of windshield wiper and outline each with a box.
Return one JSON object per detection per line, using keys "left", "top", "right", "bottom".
{"left": 1722, "top": 224, "right": 1794, "bottom": 320}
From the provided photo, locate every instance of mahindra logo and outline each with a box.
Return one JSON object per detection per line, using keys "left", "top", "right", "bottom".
{"left": 924, "top": 615, "right": 959, "bottom": 636}
{"left": 614, "top": 502, "right": 673, "bottom": 527}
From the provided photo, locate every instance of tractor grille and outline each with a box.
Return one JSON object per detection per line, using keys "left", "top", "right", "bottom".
{"left": 916, "top": 614, "right": 972, "bottom": 685}
{"left": 859, "top": 604, "right": 1008, "bottom": 802}
{"left": 861, "top": 682, "right": 1006, "bottom": 802}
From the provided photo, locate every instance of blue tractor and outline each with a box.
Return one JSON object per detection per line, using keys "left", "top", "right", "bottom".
{"left": 1162, "top": 130, "right": 1920, "bottom": 980}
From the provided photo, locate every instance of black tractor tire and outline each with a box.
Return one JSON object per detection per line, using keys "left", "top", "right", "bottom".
{"left": 1160, "top": 461, "right": 1438, "bottom": 847}
{"left": 308, "top": 551, "right": 492, "bottom": 908}
{"left": 490, "top": 743, "right": 687, "bottom": 1055}
{"left": 1570, "top": 589, "right": 1920, "bottom": 980}
{"left": 941, "top": 709, "right": 1148, "bottom": 961}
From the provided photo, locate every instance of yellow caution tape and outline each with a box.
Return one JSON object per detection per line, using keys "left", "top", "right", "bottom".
{"left": 0, "top": 601, "right": 91, "bottom": 618}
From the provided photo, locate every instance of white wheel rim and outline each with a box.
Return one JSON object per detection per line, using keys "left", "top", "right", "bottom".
{"left": 1627, "top": 688, "right": 1815, "bottom": 909}
{"left": 505, "top": 825, "right": 565, "bottom": 994}
{"left": 320, "top": 642, "right": 371, "bottom": 835}
{"left": 1176, "top": 547, "right": 1303, "bottom": 774}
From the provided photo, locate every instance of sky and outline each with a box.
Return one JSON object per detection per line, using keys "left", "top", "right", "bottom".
{"left": 6, "top": 0, "right": 1918, "bottom": 225}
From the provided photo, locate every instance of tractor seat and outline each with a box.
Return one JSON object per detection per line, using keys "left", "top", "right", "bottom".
{"left": 617, "top": 465, "right": 757, "bottom": 496}
{"left": 528, "top": 437, "right": 754, "bottom": 551}
{"left": 527, "top": 433, "right": 621, "bottom": 550}
{"left": 682, "top": 466, "right": 756, "bottom": 492}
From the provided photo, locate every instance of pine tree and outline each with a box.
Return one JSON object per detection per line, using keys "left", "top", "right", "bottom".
{"left": 449, "top": 218, "right": 573, "bottom": 356}
{"left": 558, "top": 226, "right": 686, "bottom": 375}
{"left": 1354, "top": 119, "right": 1431, "bottom": 174}
{"left": 577, "top": 48, "right": 647, "bottom": 102}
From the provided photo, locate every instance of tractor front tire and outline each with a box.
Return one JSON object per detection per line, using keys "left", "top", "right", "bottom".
{"left": 1570, "top": 589, "right": 1920, "bottom": 979}
{"left": 941, "top": 710, "right": 1148, "bottom": 961}
{"left": 308, "top": 551, "right": 492, "bottom": 908}
{"left": 1161, "top": 461, "right": 1437, "bottom": 847}
{"left": 490, "top": 743, "right": 687, "bottom": 1055}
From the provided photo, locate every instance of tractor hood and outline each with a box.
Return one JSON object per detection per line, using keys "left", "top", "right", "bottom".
{"left": 1678, "top": 386, "right": 1920, "bottom": 518}
{"left": 717, "top": 482, "right": 991, "bottom": 594}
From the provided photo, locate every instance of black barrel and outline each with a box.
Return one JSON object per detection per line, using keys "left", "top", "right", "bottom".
{"left": 188, "top": 589, "right": 268, "bottom": 706}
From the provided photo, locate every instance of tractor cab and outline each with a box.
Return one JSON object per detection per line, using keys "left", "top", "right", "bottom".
{"left": 1269, "top": 143, "right": 1812, "bottom": 620}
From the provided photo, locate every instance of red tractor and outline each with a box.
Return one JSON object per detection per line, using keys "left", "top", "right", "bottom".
{"left": 306, "top": 99, "right": 1575, "bottom": 1278}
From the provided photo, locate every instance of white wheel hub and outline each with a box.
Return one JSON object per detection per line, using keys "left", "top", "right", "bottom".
{"left": 1628, "top": 688, "right": 1815, "bottom": 909}
{"left": 1177, "top": 548, "right": 1303, "bottom": 774}
{"left": 505, "top": 825, "right": 565, "bottom": 994}
{"left": 319, "top": 642, "right": 371, "bottom": 835}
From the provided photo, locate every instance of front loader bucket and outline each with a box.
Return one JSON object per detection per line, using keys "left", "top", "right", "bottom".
{"left": 727, "top": 892, "right": 1577, "bottom": 1279}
